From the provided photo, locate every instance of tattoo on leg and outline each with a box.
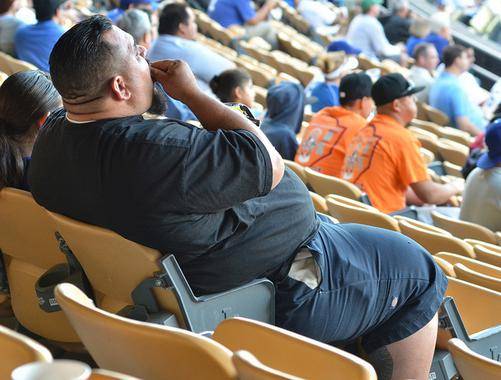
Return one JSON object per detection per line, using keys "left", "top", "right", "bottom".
{"left": 368, "top": 346, "right": 394, "bottom": 380}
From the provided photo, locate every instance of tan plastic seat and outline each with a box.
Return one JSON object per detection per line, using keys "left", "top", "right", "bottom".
{"left": 453, "top": 263, "right": 501, "bottom": 292}
{"left": 0, "top": 51, "right": 37, "bottom": 75}
{"left": 326, "top": 195, "right": 400, "bottom": 231}
{"left": 232, "top": 351, "right": 301, "bottom": 380}
{"left": 448, "top": 338, "right": 501, "bottom": 380}
{"left": 396, "top": 217, "right": 475, "bottom": 257}
{"left": 213, "top": 317, "right": 377, "bottom": 380}
{"left": 284, "top": 160, "right": 308, "bottom": 185}
{"left": 433, "top": 256, "right": 456, "bottom": 276}
{"left": 422, "top": 103, "right": 450, "bottom": 126}
{"left": 439, "top": 127, "right": 473, "bottom": 147}
{"left": 46, "top": 211, "right": 185, "bottom": 324}
{"left": 0, "top": 188, "right": 79, "bottom": 342}
{"left": 435, "top": 253, "right": 501, "bottom": 279}
{"left": 304, "top": 167, "right": 365, "bottom": 201}
{"left": 0, "top": 70, "right": 8, "bottom": 85}
{"left": 471, "top": 245, "right": 501, "bottom": 268}
{"left": 437, "top": 139, "right": 469, "bottom": 167}
{"left": 443, "top": 161, "right": 463, "bottom": 178}
{"left": 89, "top": 369, "right": 140, "bottom": 380}
{"left": 445, "top": 277, "right": 501, "bottom": 335}
{"left": 55, "top": 283, "right": 236, "bottom": 380}
{"left": 309, "top": 192, "right": 328, "bottom": 214}
{"left": 0, "top": 325, "right": 53, "bottom": 379}
{"left": 431, "top": 211, "right": 497, "bottom": 244}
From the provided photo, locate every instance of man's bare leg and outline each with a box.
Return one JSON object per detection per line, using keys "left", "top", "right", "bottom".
{"left": 368, "top": 313, "right": 438, "bottom": 380}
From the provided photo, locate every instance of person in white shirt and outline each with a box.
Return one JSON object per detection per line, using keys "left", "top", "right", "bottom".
{"left": 460, "top": 119, "right": 501, "bottom": 232}
{"left": 148, "top": 2, "right": 235, "bottom": 94}
{"left": 409, "top": 43, "right": 439, "bottom": 103}
{"left": 346, "top": 0, "right": 403, "bottom": 60}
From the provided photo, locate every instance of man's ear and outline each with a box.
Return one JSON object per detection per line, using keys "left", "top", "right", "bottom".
{"left": 392, "top": 98, "right": 401, "bottom": 113}
{"left": 233, "top": 86, "right": 243, "bottom": 102}
{"left": 110, "top": 76, "right": 132, "bottom": 101}
{"left": 177, "top": 22, "right": 188, "bottom": 38}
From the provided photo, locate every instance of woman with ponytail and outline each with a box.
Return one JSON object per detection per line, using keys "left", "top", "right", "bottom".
{"left": 0, "top": 70, "right": 61, "bottom": 191}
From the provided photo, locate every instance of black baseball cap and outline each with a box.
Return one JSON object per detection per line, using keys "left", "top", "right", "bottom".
{"left": 339, "top": 73, "right": 373, "bottom": 106}
{"left": 371, "top": 73, "right": 424, "bottom": 106}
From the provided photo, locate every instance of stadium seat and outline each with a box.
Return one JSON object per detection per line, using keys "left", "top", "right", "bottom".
{"left": 325, "top": 195, "right": 400, "bottom": 231}
{"left": 437, "top": 139, "right": 469, "bottom": 167}
{"left": 448, "top": 338, "right": 501, "bottom": 380}
{"left": 464, "top": 241, "right": 501, "bottom": 267}
{"left": 0, "top": 325, "right": 52, "bottom": 379}
{"left": 284, "top": 160, "right": 308, "bottom": 185}
{"left": 410, "top": 119, "right": 443, "bottom": 136}
{"left": 436, "top": 252, "right": 501, "bottom": 278}
{"left": 453, "top": 263, "right": 501, "bottom": 292}
{"left": 0, "top": 51, "right": 37, "bottom": 75}
{"left": 46, "top": 211, "right": 274, "bottom": 333}
{"left": 433, "top": 256, "right": 456, "bottom": 276}
{"left": 213, "top": 317, "right": 377, "bottom": 380}
{"left": 304, "top": 168, "right": 368, "bottom": 203}
{"left": 431, "top": 211, "right": 498, "bottom": 244}
{"left": 0, "top": 71, "right": 8, "bottom": 85}
{"left": 443, "top": 161, "right": 463, "bottom": 178}
{"left": 55, "top": 283, "right": 236, "bottom": 380}
{"left": 445, "top": 277, "right": 501, "bottom": 335}
{"left": 232, "top": 350, "right": 301, "bottom": 380}
{"left": 422, "top": 103, "right": 450, "bottom": 126}
{"left": 309, "top": 192, "right": 328, "bottom": 214}
{"left": 439, "top": 127, "right": 474, "bottom": 147}
{"left": 0, "top": 188, "right": 79, "bottom": 342}
{"left": 396, "top": 217, "right": 475, "bottom": 257}
{"left": 254, "top": 85, "right": 268, "bottom": 107}
{"left": 89, "top": 369, "right": 140, "bottom": 380}
{"left": 420, "top": 147, "right": 436, "bottom": 164}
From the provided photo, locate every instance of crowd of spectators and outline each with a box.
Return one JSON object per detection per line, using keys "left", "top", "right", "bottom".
{"left": 0, "top": 1, "right": 499, "bottom": 379}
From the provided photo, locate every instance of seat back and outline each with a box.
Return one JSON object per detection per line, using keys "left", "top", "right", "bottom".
{"left": 0, "top": 51, "right": 37, "bottom": 75}
{"left": 436, "top": 253, "right": 501, "bottom": 279}
{"left": 232, "top": 351, "right": 301, "bottom": 380}
{"left": 445, "top": 277, "right": 501, "bottom": 335}
{"left": 448, "top": 338, "right": 501, "bottom": 380}
{"left": 437, "top": 139, "right": 469, "bottom": 167}
{"left": 55, "top": 284, "right": 236, "bottom": 380}
{"left": 46, "top": 211, "right": 183, "bottom": 321}
{"left": 0, "top": 188, "right": 79, "bottom": 342}
{"left": 453, "top": 264, "right": 501, "bottom": 293}
{"left": 326, "top": 195, "right": 399, "bottom": 231}
{"left": 422, "top": 103, "right": 450, "bottom": 126}
{"left": 473, "top": 245, "right": 501, "bottom": 268}
{"left": 89, "top": 369, "right": 140, "bottom": 380}
{"left": 309, "top": 192, "right": 328, "bottom": 214}
{"left": 213, "top": 317, "right": 377, "bottom": 380}
{"left": 433, "top": 256, "right": 456, "bottom": 277}
{"left": 304, "top": 167, "right": 363, "bottom": 200}
{"left": 0, "top": 325, "right": 52, "bottom": 379}
{"left": 431, "top": 211, "right": 497, "bottom": 244}
{"left": 397, "top": 218, "right": 475, "bottom": 257}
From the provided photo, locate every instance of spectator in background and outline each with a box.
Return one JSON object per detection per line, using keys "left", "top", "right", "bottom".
{"left": 460, "top": 119, "right": 501, "bottom": 232}
{"left": 346, "top": 0, "right": 403, "bottom": 61}
{"left": 117, "top": 9, "right": 152, "bottom": 49}
{"left": 310, "top": 52, "right": 358, "bottom": 113}
{"left": 429, "top": 45, "right": 486, "bottom": 135}
{"left": 425, "top": 16, "right": 451, "bottom": 58}
{"left": 209, "top": 0, "right": 278, "bottom": 48}
{"left": 406, "top": 17, "right": 431, "bottom": 55}
{"left": 107, "top": 0, "right": 157, "bottom": 24}
{"left": 0, "top": 70, "right": 61, "bottom": 191}
{"left": 14, "top": 0, "right": 66, "bottom": 72}
{"left": 409, "top": 43, "right": 439, "bottom": 103}
{"left": 342, "top": 73, "right": 462, "bottom": 213}
{"left": 149, "top": 3, "right": 235, "bottom": 94}
{"left": 383, "top": 0, "right": 411, "bottom": 44}
{"left": 459, "top": 47, "right": 490, "bottom": 106}
{"left": 0, "top": 0, "right": 24, "bottom": 56}
{"left": 296, "top": 73, "right": 373, "bottom": 177}
{"left": 261, "top": 82, "right": 304, "bottom": 160}
{"left": 297, "top": 0, "right": 338, "bottom": 29}
{"left": 210, "top": 68, "right": 256, "bottom": 109}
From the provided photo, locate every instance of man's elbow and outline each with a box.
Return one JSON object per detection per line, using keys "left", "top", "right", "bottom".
{"left": 270, "top": 156, "right": 285, "bottom": 189}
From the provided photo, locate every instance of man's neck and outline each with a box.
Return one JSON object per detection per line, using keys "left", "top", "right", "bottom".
{"left": 343, "top": 105, "right": 363, "bottom": 118}
{"left": 379, "top": 111, "right": 407, "bottom": 126}
{"left": 65, "top": 100, "right": 142, "bottom": 123}
{"left": 445, "top": 66, "right": 461, "bottom": 76}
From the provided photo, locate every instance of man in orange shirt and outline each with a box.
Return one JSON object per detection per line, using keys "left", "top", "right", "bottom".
{"left": 295, "top": 73, "right": 373, "bottom": 177}
{"left": 341, "top": 73, "right": 462, "bottom": 213}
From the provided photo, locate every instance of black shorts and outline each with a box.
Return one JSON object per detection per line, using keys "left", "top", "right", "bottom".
{"left": 275, "top": 215, "right": 448, "bottom": 353}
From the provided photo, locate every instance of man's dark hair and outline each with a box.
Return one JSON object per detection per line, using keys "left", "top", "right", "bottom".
{"left": 33, "top": 0, "right": 63, "bottom": 22}
{"left": 158, "top": 3, "right": 190, "bottom": 35}
{"left": 49, "top": 15, "right": 123, "bottom": 101}
{"left": 0, "top": 0, "right": 15, "bottom": 14}
{"left": 442, "top": 44, "right": 466, "bottom": 68}
{"left": 413, "top": 42, "right": 433, "bottom": 61}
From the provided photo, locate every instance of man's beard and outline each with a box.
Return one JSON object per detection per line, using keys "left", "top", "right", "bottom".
{"left": 147, "top": 82, "right": 168, "bottom": 116}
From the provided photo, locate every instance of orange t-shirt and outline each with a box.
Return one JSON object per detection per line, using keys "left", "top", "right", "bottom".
{"left": 341, "top": 114, "right": 430, "bottom": 214}
{"left": 294, "top": 107, "right": 367, "bottom": 177}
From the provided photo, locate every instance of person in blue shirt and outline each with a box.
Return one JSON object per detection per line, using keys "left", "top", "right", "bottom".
{"left": 14, "top": 0, "right": 65, "bottom": 72}
{"left": 261, "top": 82, "right": 305, "bottom": 160}
{"left": 424, "top": 18, "right": 450, "bottom": 58}
{"left": 0, "top": 70, "right": 61, "bottom": 191}
{"left": 429, "top": 45, "right": 487, "bottom": 136}
{"left": 209, "top": 0, "right": 278, "bottom": 48}
{"left": 406, "top": 18, "right": 431, "bottom": 56}
{"left": 107, "top": 0, "right": 158, "bottom": 24}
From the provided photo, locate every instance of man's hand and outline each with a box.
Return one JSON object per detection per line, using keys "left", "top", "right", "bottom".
{"left": 150, "top": 60, "right": 200, "bottom": 104}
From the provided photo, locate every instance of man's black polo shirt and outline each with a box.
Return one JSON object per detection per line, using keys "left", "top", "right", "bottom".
{"left": 29, "top": 109, "right": 318, "bottom": 294}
